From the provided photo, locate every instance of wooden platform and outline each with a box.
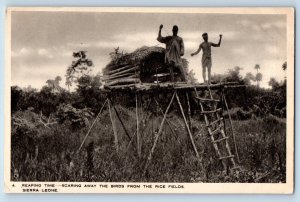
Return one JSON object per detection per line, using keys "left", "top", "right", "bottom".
{"left": 103, "top": 82, "right": 244, "bottom": 92}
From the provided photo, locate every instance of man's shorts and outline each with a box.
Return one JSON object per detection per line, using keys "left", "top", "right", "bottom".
{"left": 202, "top": 57, "right": 212, "bottom": 69}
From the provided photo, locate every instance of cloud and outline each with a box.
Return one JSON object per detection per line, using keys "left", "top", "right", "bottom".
{"left": 266, "top": 45, "right": 280, "bottom": 55}
{"left": 273, "top": 21, "right": 286, "bottom": 28}
{"left": 10, "top": 12, "right": 287, "bottom": 90}
{"left": 231, "top": 47, "right": 247, "bottom": 56}
{"left": 95, "top": 32, "right": 161, "bottom": 52}
{"left": 183, "top": 31, "right": 237, "bottom": 41}
{"left": 12, "top": 47, "right": 32, "bottom": 57}
{"left": 38, "top": 48, "right": 53, "bottom": 58}
{"left": 239, "top": 19, "right": 252, "bottom": 26}
{"left": 261, "top": 23, "right": 272, "bottom": 29}
{"left": 20, "top": 47, "right": 30, "bottom": 55}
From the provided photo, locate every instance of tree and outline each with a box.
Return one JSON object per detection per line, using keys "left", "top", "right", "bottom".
{"left": 46, "top": 76, "right": 63, "bottom": 93}
{"left": 75, "top": 74, "right": 104, "bottom": 113}
{"left": 226, "top": 66, "right": 243, "bottom": 82}
{"left": 282, "top": 61, "right": 287, "bottom": 71}
{"left": 244, "top": 72, "right": 256, "bottom": 85}
{"left": 268, "top": 77, "right": 280, "bottom": 90}
{"left": 256, "top": 73, "right": 263, "bottom": 87}
{"left": 65, "top": 51, "right": 94, "bottom": 90}
{"left": 254, "top": 64, "right": 262, "bottom": 88}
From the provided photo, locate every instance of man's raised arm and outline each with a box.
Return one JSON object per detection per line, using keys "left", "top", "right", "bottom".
{"left": 191, "top": 45, "right": 202, "bottom": 57}
{"left": 211, "top": 34, "right": 223, "bottom": 47}
{"left": 157, "top": 24, "right": 164, "bottom": 43}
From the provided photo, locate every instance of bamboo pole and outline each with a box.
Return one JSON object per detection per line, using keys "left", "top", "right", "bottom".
{"left": 153, "top": 98, "right": 178, "bottom": 139}
{"left": 126, "top": 98, "right": 153, "bottom": 151}
{"left": 106, "top": 78, "right": 141, "bottom": 86}
{"left": 136, "top": 92, "right": 141, "bottom": 158}
{"left": 107, "top": 66, "right": 139, "bottom": 77}
{"left": 185, "top": 92, "right": 193, "bottom": 149}
{"left": 77, "top": 98, "right": 108, "bottom": 152}
{"left": 175, "top": 93, "right": 199, "bottom": 159}
{"left": 144, "top": 91, "right": 176, "bottom": 173}
{"left": 222, "top": 93, "right": 240, "bottom": 163}
{"left": 108, "top": 100, "right": 119, "bottom": 152}
{"left": 102, "top": 72, "right": 138, "bottom": 81}
{"left": 106, "top": 64, "right": 134, "bottom": 75}
{"left": 108, "top": 98, "right": 132, "bottom": 141}
{"left": 186, "top": 92, "right": 192, "bottom": 132}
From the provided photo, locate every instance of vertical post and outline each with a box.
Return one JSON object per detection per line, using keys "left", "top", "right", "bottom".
{"left": 175, "top": 93, "right": 199, "bottom": 158}
{"left": 136, "top": 92, "right": 141, "bottom": 158}
{"left": 108, "top": 99, "right": 119, "bottom": 152}
{"left": 144, "top": 91, "right": 176, "bottom": 173}
{"left": 153, "top": 99, "right": 178, "bottom": 139}
{"left": 186, "top": 92, "right": 192, "bottom": 129}
{"left": 109, "top": 98, "right": 131, "bottom": 141}
{"left": 222, "top": 92, "right": 240, "bottom": 163}
{"left": 77, "top": 98, "right": 108, "bottom": 152}
{"left": 126, "top": 97, "right": 153, "bottom": 151}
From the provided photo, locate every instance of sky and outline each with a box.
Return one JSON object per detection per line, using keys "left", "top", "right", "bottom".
{"left": 11, "top": 11, "right": 287, "bottom": 89}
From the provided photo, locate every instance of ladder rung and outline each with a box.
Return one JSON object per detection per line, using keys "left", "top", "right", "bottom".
{"left": 219, "top": 155, "right": 234, "bottom": 160}
{"left": 213, "top": 136, "right": 229, "bottom": 143}
{"left": 196, "top": 97, "right": 220, "bottom": 102}
{"left": 209, "top": 123, "right": 224, "bottom": 136}
{"left": 201, "top": 108, "right": 222, "bottom": 114}
{"left": 206, "top": 117, "right": 224, "bottom": 127}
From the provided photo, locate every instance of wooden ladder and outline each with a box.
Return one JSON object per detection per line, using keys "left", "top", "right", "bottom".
{"left": 194, "top": 86, "right": 237, "bottom": 169}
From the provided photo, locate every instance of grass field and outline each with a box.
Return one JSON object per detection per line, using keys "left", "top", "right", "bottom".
{"left": 11, "top": 106, "right": 286, "bottom": 183}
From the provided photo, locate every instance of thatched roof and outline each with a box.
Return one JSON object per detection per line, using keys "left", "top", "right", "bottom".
{"left": 103, "top": 46, "right": 189, "bottom": 86}
{"left": 104, "top": 46, "right": 164, "bottom": 72}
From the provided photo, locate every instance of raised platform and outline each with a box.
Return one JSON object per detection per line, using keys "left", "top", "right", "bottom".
{"left": 103, "top": 82, "right": 244, "bottom": 92}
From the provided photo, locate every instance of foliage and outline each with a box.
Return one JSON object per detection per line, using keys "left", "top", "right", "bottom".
{"left": 11, "top": 107, "right": 286, "bottom": 183}
{"left": 65, "top": 51, "right": 94, "bottom": 88}
{"left": 10, "top": 49, "right": 287, "bottom": 183}
{"left": 282, "top": 61, "right": 287, "bottom": 71}
{"left": 56, "top": 104, "right": 94, "bottom": 129}
{"left": 46, "top": 76, "right": 63, "bottom": 93}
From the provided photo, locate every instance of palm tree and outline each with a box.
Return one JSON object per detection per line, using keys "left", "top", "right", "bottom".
{"left": 282, "top": 61, "right": 287, "bottom": 71}
{"left": 254, "top": 64, "right": 261, "bottom": 88}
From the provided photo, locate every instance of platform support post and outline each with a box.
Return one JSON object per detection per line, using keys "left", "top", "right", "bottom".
{"left": 108, "top": 99, "right": 119, "bottom": 152}
{"left": 144, "top": 91, "right": 176, "bottom": 173}
{"left": 176, "top": 93, "right": 199, "bottom": 159}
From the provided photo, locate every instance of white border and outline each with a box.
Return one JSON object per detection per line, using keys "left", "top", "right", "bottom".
{"left": 4, "top": 7, "right": 295, "bottom": 194}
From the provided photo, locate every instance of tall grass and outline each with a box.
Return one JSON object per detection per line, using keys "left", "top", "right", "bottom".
{"left": 11, "top": 106, "right": 286, "bottom": 183}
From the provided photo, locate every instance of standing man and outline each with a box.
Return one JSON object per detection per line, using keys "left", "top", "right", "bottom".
{"left": 191, "top": 33, "right": 222, "bottom": 84}
{"left": 157, "top": 24, "right": 186, "bottom": 82}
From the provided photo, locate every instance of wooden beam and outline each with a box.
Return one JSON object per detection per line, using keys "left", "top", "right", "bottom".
{"left": 186, "top": 92, "right": 192, "bottom": 130}
{"left": 77, "top": 98, "right": 108, "bottom": 152}
{"left": 153, "top": 98, "right": 178, "bottom": 139}
{"left": 126, "top": 97, "right": 153, "bottom": 152}
{"left": 175, "top": 93, "right": 199, "bottom": 159}
{"left": 108, "top": 66, "right": 139, "bottom": 77}
{"left": 104, "top": 82, "right": 243, "bottom": 92}
{"left": 108, "top": 98, "right": 132, "bottom": 141}
{"left": 102, "top": 72, "right": 138, "bottom": 81}
{"left": 106, "top": 78, "right": 141, "bottom": 86}
{"left": 222, "top": 93, "right": 240, "bottom": 163}
{"left": 106, "top": 64, "right": 134, "bottom": 75}
{"left": 136, "top": 92, "right": 141, "bottom": 158}
{"left": 144, "top": 91, "right": 176, "bottom": 173}
{"left": 108, "top": 99, "right": 119, "bottom": 152}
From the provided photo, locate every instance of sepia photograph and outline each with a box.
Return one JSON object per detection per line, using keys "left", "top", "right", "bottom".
{"left": 4, "top": 7, "right": 294, "bottom": 193}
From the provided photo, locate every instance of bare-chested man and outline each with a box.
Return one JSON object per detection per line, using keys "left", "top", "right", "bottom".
{"left": 157, "top": 24, "right": 186, "bottom": 82}
{"left": 191, "top": 33, "right": 222, "bottom": 84}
